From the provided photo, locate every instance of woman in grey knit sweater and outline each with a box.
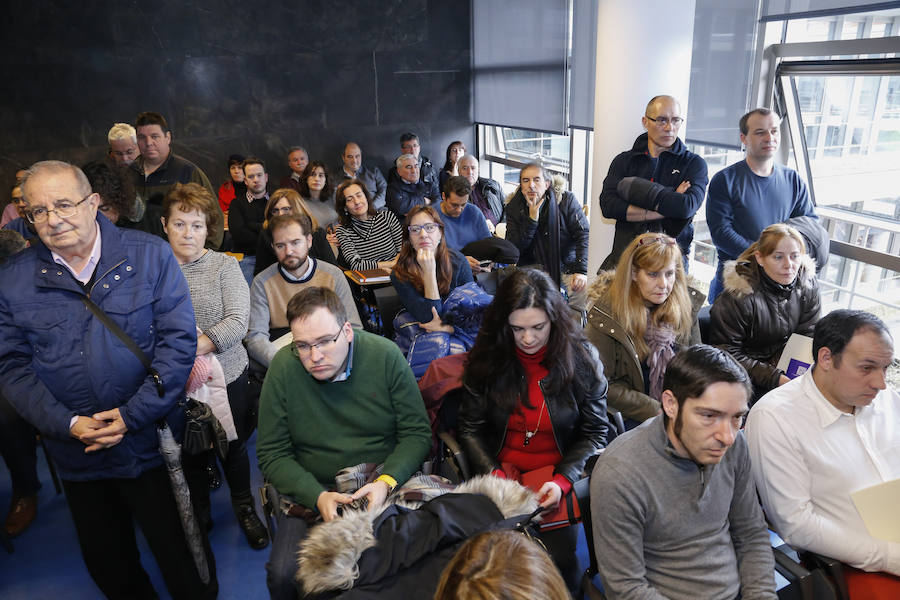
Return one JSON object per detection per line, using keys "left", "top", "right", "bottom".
{"left": 162, "top": 183, "right": 269, "bottom": 550}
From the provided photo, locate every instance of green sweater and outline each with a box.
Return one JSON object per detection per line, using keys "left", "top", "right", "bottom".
{"left": 257, "top": 330, "right": 431, "bottom": 509}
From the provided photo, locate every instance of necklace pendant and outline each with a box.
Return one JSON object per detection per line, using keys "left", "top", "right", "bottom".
{"left": 523, "top": 431, "right": 534, "bottom": 447}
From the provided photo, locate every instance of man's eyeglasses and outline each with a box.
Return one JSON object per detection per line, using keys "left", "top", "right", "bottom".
{"left": 645, "top": 116, "right": 684, "bottom": 128}
{"left": 637, "top": 236, "right": 677, "bottom": 247}
{"left": 26, "top": 193, "right": 94, "bottom": 224}
{"left": 408, "top": 223, "right": 441, "bottom": 235}
{"left": 292, "top": 330, "right": 343, "bottom": 356}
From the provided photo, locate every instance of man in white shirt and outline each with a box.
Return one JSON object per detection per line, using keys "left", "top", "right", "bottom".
{"left": 745, "top": 309, "right": 900, "bottom": 598}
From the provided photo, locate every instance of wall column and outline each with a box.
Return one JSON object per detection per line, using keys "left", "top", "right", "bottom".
{"left": 587, "top": 0, "right": 697, "bottom": 275}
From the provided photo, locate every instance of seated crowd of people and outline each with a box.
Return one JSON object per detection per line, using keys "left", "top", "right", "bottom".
{"left": 0, "top": 98, "right": 896, "bottom": 600}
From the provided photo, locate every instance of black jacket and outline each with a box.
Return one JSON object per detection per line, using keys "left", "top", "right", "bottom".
{"left": 458, "top": 345, "right": 610, "bottom": 485}
{"left": 709, "top": 254, "right": 820, "bottom": 396}
{"left": 505, "top": 185, "right": 589, "bottom": 282}
{"left": 385, "top": 176, "right": 441, "bottom": 220}
{"left": 599, "top": 133, "right": 708, "bottom": 270}
{"left": 472, "top": 176, "right": 506, "bottom": 224}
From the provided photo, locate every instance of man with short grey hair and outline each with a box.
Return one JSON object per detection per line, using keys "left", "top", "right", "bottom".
{"left": 457, "top": 154, "right": 505, "bottom": 229}
{"left": 385, "top": 153, "right": 439, "bottom": 219}
{"left": 337, "top": 142, "right": 387, "bottom": 210}
{"left": 107, "top": 123, "right": 140, "bottom": 166}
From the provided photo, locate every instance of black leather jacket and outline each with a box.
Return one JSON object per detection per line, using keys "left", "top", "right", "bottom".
{"left": 709, "top": 254, "right": 820, "bottom": 395}
{"left": 458, "top": 344, "right": 610, "bottom": 485}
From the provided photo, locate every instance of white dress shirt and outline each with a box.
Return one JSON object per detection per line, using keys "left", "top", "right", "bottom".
{"left": 745, "top": 370, "right": 900, "bottom": 575}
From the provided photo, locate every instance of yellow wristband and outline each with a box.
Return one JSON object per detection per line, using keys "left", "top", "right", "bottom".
{"left": 375, "top": 474, "right": 397, "bottom": 491}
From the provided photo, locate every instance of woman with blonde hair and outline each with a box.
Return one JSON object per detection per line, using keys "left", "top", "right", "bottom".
{"left": 253, "top": 187, "right": 335, "bottom": 275}
{"left": 710, "top": 223, "right": 820, "bottom": 402}
{"left": 586, "top": 232, "right": 704, "bottom": 424}
{"left": 434, "top": 530, "right": 570, "bottom": 600}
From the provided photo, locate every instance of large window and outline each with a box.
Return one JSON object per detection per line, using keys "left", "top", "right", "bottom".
{"left": 480, "top": 124, "right": 593, "bottom": 210}
{"left": 687, "top": 7, "right": 900, "bottom": 345}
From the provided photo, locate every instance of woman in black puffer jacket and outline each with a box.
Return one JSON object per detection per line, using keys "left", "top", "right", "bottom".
{"left": 709, "top": 223, "right": 821, "bottom": 403}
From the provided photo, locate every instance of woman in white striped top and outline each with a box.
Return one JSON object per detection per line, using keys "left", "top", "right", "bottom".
{"left": 335, "top": 178, "right": 403, "bottom": 271}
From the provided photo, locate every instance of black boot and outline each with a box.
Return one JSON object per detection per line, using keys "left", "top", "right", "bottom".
{"left": 234, "top": 502, "right": 269, "bottom": 550}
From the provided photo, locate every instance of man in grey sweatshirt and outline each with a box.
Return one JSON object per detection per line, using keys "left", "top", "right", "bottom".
{"left": 590, "top": 345, "right": 776, "bottom": 600}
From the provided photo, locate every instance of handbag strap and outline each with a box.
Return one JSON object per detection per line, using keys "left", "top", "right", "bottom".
{"left": 80, "top": 295, "right": 165, "bottom": 399}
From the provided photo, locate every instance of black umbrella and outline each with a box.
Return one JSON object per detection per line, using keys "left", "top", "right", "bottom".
{"left": 157, "top": 423, "right": 210, "bottom": 584}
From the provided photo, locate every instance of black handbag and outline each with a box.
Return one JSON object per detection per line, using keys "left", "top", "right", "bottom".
{"left": 80, "top": 295, "right": 226, "bottom": 458}
{"left": 182, "top": 398, "right": 229, "bottom": 459}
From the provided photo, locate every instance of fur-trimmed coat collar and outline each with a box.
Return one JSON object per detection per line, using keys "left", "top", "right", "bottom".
{"left": 296, "top": 476, "right": 539, "bottom": 595}
{"left": 722, "top": 253, "right": 816, "bottom": 299}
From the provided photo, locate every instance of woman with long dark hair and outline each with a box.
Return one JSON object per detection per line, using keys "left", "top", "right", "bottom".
{"left": 458, "top": 268, "right": 609, "bottom": 594}
{"left": 586, "top": 232, "right": 703, "bottom": 425}
{"left": 390, "top": 205, "right": 473, "bottom": 328}
{"left": 298, "top": 160, "right": 338, "bottom": 230}
{"left": 439, "top": 140, "right": 466, "bottom": 191}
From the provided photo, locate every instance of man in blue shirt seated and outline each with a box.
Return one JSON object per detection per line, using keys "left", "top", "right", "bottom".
{"left": 435, "top": 176, "right": 519, "bottom": 272}
{"left": 706, "top": 108, "right": 818, "bottom": 302}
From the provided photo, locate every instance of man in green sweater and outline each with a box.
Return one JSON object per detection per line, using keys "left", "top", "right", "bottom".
{"left": 257, "top": 286, "right": 431, "bottom": 600}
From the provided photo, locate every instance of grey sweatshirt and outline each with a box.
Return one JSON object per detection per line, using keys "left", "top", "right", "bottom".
{"left": 590, "top": 416, "right": 776, "bottom": 600}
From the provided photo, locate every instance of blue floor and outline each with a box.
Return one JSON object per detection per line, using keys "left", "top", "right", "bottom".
{"left": 0, "top": 435, "right": 270, "bottom": 599}
{"left": 1, "top": 435, "right": 592, "bottom": 599}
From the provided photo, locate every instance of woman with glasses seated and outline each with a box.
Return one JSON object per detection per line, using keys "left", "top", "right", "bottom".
{"left": 390, "top": 205, "right": 473, "bottom": 330}
{"left": 160, "top": 182, "right": 269, "bottom": 550}
{"left": 709, "top": 223, "right": 820, "bottom": 403}
{"left": 458, "top": 268, "right": 609, "bottom": 596}
{"left": 585, "top": 233, "right": 704, "bottom": 426}
{"left": 253, "top": 188, "right": 335, "bottom": 276}
{"left": 334, "top": 178, "right": 403, "bottom": 272}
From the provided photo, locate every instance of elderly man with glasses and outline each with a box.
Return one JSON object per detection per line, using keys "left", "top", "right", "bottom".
{"left": 598, "top": 95, "right": 708, "bottom": 271}
{"left": 257, "top": 286, "right": 431, "bottom": 600}
{"left": 0, "top": 160, "right": 217, "bottom": 599}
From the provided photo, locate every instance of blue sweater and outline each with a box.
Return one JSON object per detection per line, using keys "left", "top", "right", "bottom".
{"left": 706, "top": 161, "right": 816, "bottom": 263}
{"left": 435, "top": 202, "right": 491, "bottom": 251}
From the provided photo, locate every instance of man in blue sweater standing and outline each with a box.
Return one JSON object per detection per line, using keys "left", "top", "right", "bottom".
{"left": 706, "top": 108, "right": 817, "bottom": 302}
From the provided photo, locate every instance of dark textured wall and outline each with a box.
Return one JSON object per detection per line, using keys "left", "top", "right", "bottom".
{"left": 0, "top": 0, "right": 472, "bottom": 202}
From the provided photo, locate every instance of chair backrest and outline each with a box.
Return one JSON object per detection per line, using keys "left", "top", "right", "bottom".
{"left": 373, "top": 285, "right": 404, "bottom": 339}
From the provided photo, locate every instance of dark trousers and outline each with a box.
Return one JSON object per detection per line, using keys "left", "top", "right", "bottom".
{"left": 539, "top": 523, "right": 582, "bottom": 597}
{"left": 221, "top": 369, "right": 252, "bottom": 506}
{"left": 62, "top": 465, "right": 218, "bottom": 600}
{"left": 0, "top": 392, "right": 40, "bottom": 497}
{"left": 267, "top": 491, "right": 311, "bottom": 600}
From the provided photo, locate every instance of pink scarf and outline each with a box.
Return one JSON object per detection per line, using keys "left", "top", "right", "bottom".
{"left": 644, "top": 315, "right": 677, "bottom": 401}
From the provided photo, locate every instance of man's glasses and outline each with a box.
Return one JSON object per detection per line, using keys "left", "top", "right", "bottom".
{"left": 637, "top": 236, "right": 677, "bottom": 247}
{"left": 408, "top": 223, "right": 441, "bottom": 235}
{"left": 292, "top": 330, "right": 342, "bottom": 356}
{"left": 645, "top": 116, "right": 684, "bottom": 128}
{"left": 26, "top": 193, "right": 93, "bottom": 224}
